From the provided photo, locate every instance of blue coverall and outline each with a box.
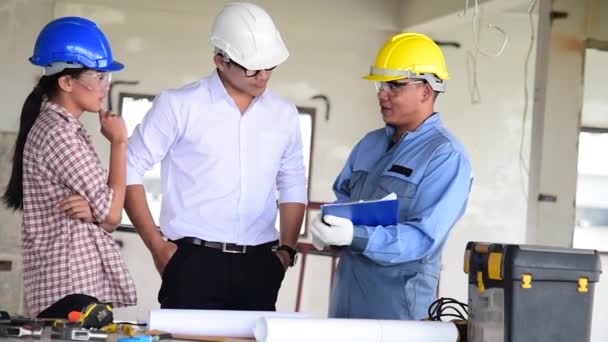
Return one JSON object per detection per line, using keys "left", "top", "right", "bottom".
{"left": 329, "top": 113, "right": 472, "bottom": 320}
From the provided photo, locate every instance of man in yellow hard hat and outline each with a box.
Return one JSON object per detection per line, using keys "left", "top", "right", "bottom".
{"left": 311, "top": 33, "right": 472, "bottom": 319}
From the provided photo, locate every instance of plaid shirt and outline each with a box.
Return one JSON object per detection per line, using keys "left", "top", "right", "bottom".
{"left": 21, "top": 101, "right": 136, "bottom": 316}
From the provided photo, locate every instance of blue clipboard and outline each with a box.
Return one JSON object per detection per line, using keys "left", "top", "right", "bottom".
{"left": 321, "top": 196, "right": 399, "bottom": 226}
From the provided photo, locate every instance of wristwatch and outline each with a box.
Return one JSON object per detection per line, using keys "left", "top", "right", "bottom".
{"left": 277, "top": 245, "right": 298, "bottom": 267}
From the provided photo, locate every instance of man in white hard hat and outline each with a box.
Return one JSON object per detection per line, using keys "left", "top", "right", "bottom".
{"left": 124, "top": 2, "right": 306, "bottom": 310}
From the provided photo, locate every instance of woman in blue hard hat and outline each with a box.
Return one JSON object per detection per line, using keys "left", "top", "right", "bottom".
{"left": 2, "top": 16, "right": 136, "bottom": 316}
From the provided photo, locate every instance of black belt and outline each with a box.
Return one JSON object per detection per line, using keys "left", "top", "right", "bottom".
{"left": 174, "top": 237, "right": 278, "bottom": 254}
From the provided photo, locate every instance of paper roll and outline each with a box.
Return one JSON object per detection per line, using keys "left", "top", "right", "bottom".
{"left": 148, "top": 309, "right": 306, "bottom": 338}
{"left": 254, "top": 317, "right": 459, "bottom": 342}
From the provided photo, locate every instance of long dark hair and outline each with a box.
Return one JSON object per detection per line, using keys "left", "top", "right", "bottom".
{"left": 2, "top": 68, "right": 85, "bottom": 210}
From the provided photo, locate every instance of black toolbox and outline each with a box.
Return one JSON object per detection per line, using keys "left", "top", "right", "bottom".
{"left": 464, "top": 241, "right": 602, "bottom": 342}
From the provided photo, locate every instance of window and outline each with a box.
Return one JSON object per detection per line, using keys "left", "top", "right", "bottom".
{"left": 274, "top": 107, "right": 316, "bottom": 237}
{"left": 119, "top": 93, "right": 315, "bottom": 239}
{"left": 119, "top": 93, "right": 159, "bottom": 227}
{"left": 573, "top": 128, "right": 608, "bottom": 250}
{"left": 573, "top": 48, "right": 608, "bottom": 251}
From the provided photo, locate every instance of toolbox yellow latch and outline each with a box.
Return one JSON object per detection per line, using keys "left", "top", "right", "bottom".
{"left": 477, "top": 271, "right": 485, "bottom": 293}
{"left": 488, "top": 252, "right": 503, "bottom": 280}
{"left": 578, "top": 277, "right": 589, "bottom": 293}
{"left": 521, "top": 273, "right": 532, "bottom": 289}
{"left": 463, "top": 250, "right": 470, "bottom": 274}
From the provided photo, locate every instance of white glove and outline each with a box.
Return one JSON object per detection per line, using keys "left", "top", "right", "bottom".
{"left": 310, "top": 214, "right": 327, "bottom": 250}
{"left": 311, "top": 233, "right": 327, "bottom": 251}
{"left": 310, "top": 214, "right": 354, "bottom": 249}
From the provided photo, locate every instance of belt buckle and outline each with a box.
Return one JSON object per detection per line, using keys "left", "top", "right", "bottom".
{"left": 221, "top": 243, "right": 247, "bottom": 254}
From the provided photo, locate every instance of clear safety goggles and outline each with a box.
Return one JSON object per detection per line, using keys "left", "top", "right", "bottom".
{"left": 374, "top": 80, "right": 425, "bottom": 94}
{"left": 74, "top": 72, "right": 112, "bottom": 91}
{"left": 369, "top": 67, "right": 446, "bottom": 93}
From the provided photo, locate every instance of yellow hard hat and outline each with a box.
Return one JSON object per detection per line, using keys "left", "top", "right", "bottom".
{"left": 364, "top": 32, "right": 449, "bottom": 92}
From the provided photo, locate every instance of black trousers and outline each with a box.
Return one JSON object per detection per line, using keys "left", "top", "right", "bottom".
{"left": 158, "top": 240, "right": 286, "bottom": 311}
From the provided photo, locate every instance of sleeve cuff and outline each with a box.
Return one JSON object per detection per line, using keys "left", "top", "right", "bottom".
{"left": 126, "top": 166, "right": 144, "bottom": 186}
{"left": 350, "top": 225, "right": 369, "bottom": 252}
{"left": 278, "top": 187, "right": 308, "bottom": 204}
{"left": 92, "top": 187, "right": 113, "bottom": 223}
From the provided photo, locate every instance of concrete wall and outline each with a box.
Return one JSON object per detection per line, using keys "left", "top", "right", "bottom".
{"left": 0, "top": 0, "right": 54, "bottom": 132}
{"left": 0, "top": 0, "right": 606, "bottom": 340}
{"left": 0, "top": 131, "right": 23, "bottom": 313}
{"left": 588, "top": 0, "right": 608, "bottom": 42}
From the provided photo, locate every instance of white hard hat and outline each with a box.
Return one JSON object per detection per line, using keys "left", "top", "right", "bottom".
{"left": 208, "top": 2, "right": 289, "bottom": 71}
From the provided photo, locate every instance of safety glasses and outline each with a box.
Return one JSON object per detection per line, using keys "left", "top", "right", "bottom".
{"left": 375, "top": 80, "right": 425, "bottom": 94}
{"left": 73, "top": 72, "right": 112, "bottom": 91}
{"left": 229, "top": 61, "right": 276, "bottom": 77}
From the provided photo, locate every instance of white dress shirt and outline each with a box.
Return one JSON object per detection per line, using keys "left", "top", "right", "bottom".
{"left": 126, "top": 71, "right": 307, "bottom": 245}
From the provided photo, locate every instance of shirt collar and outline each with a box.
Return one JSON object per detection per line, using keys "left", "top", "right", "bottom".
{"left": 41, "top": 99, "right": 83, "bottom": 129}
{"left": 208, "top": 70, "right": 269, "bottom": 104}
{"left": 209, "top": 70, "right": 230, "bottom": 103}
{"left": 384, "top": 112, "right": 442, "bottom": 140}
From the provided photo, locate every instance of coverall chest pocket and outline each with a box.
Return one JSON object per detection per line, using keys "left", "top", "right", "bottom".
{"left": 377, "top": 172, "right": 418, "bottom": 199}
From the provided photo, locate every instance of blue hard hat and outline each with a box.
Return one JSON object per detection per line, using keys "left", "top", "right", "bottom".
{"left": 30, "top": 16, "right": 123, "bottom": 72}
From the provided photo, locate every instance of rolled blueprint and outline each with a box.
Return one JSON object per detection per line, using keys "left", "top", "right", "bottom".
{"left": 254, "top": 317, "right": 459, "bottom": 342}
{"left": 148, "top": 309, "right": 307, "bottom": 338}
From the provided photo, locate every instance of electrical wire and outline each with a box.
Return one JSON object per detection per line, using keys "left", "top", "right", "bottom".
{"left": 427, "top": 297, "right": 468, "bottom": 321}
{"left": 460, "top": 0, "right": 510, "bottom": 104}
{"left": 463, "top": 0, "right": 509, "bottom": 57}
{"left": 461, "top": 0, "right": 481, "bottom": 104}
{"left": 466, "top": 50, "right": 482, "bottom": 104}
{"left": 473, "top": 8, "right": 508, "bottom": 57}
{"left": 519, "top": 0, "right": 539, "bottom": 197}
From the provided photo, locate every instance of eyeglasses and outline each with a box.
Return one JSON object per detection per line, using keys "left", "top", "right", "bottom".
{"left": 230, "top": 61, "right": 276, "bottom": 77}
{"left": 73, "top": 72, "right": 112, "bottom": 91}
{"left": 375, "top": 80, "right": 425, "bottom": 94}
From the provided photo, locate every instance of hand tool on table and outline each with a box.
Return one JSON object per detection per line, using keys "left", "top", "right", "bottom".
{"left": 68, "top": 303, "right": 114, "bottom": 329}
{"left": 0, "top": 324, "right": 44, "bottom": 338}
{"left": 51, "top": 323, "right": 108, "bottom": 341}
